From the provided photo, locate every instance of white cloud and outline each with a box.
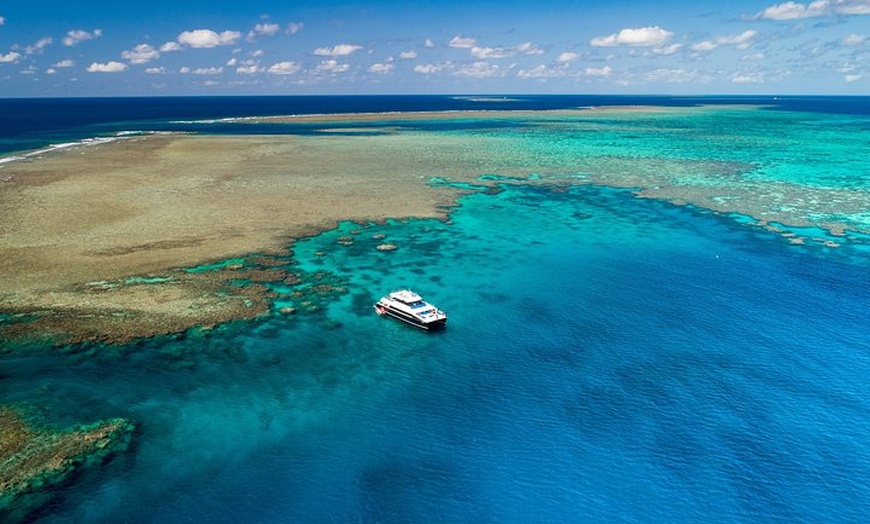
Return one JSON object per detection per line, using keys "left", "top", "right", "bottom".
{"left": 453, "top": 61, "right": 511, "bottom": 78}
{"left": 190, "top": 67, "right": 222, "bottom": 75}
{"left": 25, "top": 37, "right": 53, "bottom": 54}
{"left": 838, "top": 0, "right": 870, "bottom": 14}
{"left": 399, "top": 50, "right": 418, "bottom": 59}
{"left": 236, "top": 65, "right": 262, "bottom": 74}
{"left": 591, "top": 26, "right": 674, "bottom": 47}
{"left": 471, "top": 46, "right": 514, "bottom": 59}
{"left": 585, "top": 65, "right": 614, "bottom": 77}
{"left": 732, "top": 71, "right": 765, "bottom": 83}
{"left": 146, "top": 66, "right": 167, "bottom": 74}
{"left": 644, "top": 68, "right": 701, "bottom": 83}
{"left": 0, "top": 16, "right": 5, "bottom": 26}
{"left": 845, "top": 73, "right": 863, "bottom": 82}
{"left": 248, "top": 23, "right": 280, "bottom": 42}
{"left": 314, "top": 44, "right": 362, "bottom": 56}
{"left": 755, "top": 0, "right": 870, "bottom": 20}
{"left": 286, "top": 22, "right": 304, "bottom": 35}
{"left": 160, "top": 42, "right": 183, "bottom": 52}
{"left": 844, "top": 34, "right": 866, "bottom": 45}
{"left": 516, "top": 42, "right": 545, "bottom": 55}
{"left": 516, "top": 64, "right": 572, "bottom": 79}
{"left": 86, "top": 61, "right": 127, "bottom": 73}
{"left": 742, "top": 52, "right": 766, "bottom": 60}
{"left": 252, "top": 23, "right": 280, "bottom": 37}
{"left": 368, "top": 62, "right": 394, "bottom": 74}
{"left": 53, "top": 59, "right": 75, "bottom": 68}
{"left": 46, "top": 68, "right": 56, "bottom": 75}
{"left": 424, "top": 39, "right": 435, "bottom": 48}
{"left": 226, "top": 58, "right": 238, "bottom": 66}
{"left": 177, "top": 29, "right": 241, "bottom": 48}
{"left": 64, "top": 29, "right": 102, "bottom": 46}
{"left": 314, "top": 59, "right": 350, "bottom": 73}
{"left": 122, "top": 44, "right": 160, "bottom": 64}
{"left": 179, "top": 67, "right": 191, "bottom": 74}
{"left": 449, "top": 36, "right": 476, "bottom": 48}
{"left": 268, "top": 61, "right": 301, "bottom": 75}
{"left": 0, "top": 51, "right": 21, "bottom": 63}
{"left": 414, "top": 62, "right": 449, "bottom": 74}
{"left": 556, "top": 52, "right": 581, "bottom": 63}
{"left": 691, "top": 41, "right": 718, "bottom": 52}
{"left": 251, "top": 49, "right": 265, "bottom": 57}
{"left": 653, "top": 43, "right": 683, "bottom": 55}
{"left": 692, "top": 30, "right": 758, "bottom": 52}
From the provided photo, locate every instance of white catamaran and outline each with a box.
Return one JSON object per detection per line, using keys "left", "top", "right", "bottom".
{"left": 374, "top": 290, "right": 447, "bottom": 330}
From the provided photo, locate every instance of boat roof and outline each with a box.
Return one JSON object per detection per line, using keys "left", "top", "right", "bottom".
{"left": 389, "top": 289, "right": 424, "bottom": 303}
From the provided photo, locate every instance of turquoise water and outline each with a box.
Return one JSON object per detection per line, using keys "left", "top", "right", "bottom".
{"left": 3, "top": 184, "right": 869, "bottom": 522}
{"left": 2, "top": 98, "right": 870, "bottom": 522}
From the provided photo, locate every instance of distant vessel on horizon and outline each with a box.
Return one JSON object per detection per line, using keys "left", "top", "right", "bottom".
{"left": 374, "top": 290, "right": 447, "bottom": 330}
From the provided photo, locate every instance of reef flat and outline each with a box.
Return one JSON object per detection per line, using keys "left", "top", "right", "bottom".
{"left": 0, "top": 406, "right": 134, "bottom": 520}
{"left": 1, "top": 106, "right": 867, "bottom": 346}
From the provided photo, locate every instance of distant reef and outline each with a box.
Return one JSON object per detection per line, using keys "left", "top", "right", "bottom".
{"left": 0, "top": 406, "right": 134, "bottom": 521}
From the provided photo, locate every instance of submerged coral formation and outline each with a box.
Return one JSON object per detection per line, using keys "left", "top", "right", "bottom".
{"left": 0, "top": 406, "right": 134, "bottom": 520}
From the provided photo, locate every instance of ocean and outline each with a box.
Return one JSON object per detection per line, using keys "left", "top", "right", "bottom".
{"left": 1, "top": 95, "right": 869, "bottom": 522}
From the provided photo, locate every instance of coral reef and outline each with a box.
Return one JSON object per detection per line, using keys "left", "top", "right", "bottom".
{"left": 0, "top": 406, "right": 134, "bottom": 520}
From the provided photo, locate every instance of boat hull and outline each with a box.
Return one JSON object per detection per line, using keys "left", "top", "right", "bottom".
{"left": 374, "top": 303, "right": 447, "bottom": 330}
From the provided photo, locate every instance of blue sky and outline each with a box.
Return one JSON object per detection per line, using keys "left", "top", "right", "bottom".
{"left": 0, "top": 0, "right": 867, "bottom": 96}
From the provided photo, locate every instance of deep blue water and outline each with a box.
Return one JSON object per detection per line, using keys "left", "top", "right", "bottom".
{"left": 1, "top": 97, "right": 869, "bottom": 522}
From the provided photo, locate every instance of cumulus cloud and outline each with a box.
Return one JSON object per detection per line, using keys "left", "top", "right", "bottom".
{"left": 644, "top": 68, "right": 702, "bottom": 83}
{"left": 585, "top": 65, "right": 614, "bottom": 77}
{"left": 64, "top": 29, "right": 102, "bottom": 46}
{"left": 53, "top": 59, "right": 75, "bottom": 68}
{"left": 844, "top": 33, "right": 867, "bottom": 45}
{"left": 414, "top": 62, "right": 450, "bottom": 74}
{"left": 25, "top": 37, "right": 53, "bottom": 54}
{"left": 845, "top": 73, "right": 862, "bottom": 82}
{"left": 268, "top": 61, "right": 301, "bottom": 75}
{"left": 591, "top": 26, "right": 674, "bottom": 47}
{"left": 692, "top": 30, "right": 758, "bottom": 52}
{"left": 399, "top": 50, "right": 417, "bottom": 59}
{"left": 236, "top": 65, "right": 262, "bottom": 74}
{"left": 122, "top": 44, "right": 160, "bottom": 64}
{"left": 516, "top": 42, "right": 545, "bottom": 55}
{"left": 424, "top": 39, "right": 435, "bottom": 48}
{"left": 516, "top": 64, "right": 572, "bottom": 79}
{"left": 449, "top": 36, "right": 476, "bottom": 48}
{"left": 471, "top": 46, "right": 514, "bottom": 59}
{"left": 146, "top": 66, "right": 167, "bottom": 74}
{"left": 314, "top": 59, "right": 350, "bottom": 73}
{"left": 0, "top": 51, "right": 21, "bottom": 63}
{"left": 177, "top": 29, "right": 241, "bottom": 48}
{"left": 368, "top": 62, "right": 394, "bottom": 74}
{"left": 314, "top": 44, "right": 362, "bottom": 56}
{"left": 87, "top": 61, "right": 127, "bottom": 73}
{"left": 653, "top": 43, "right": 683, "bottom": 55}
{"left": 286, "top": 22, "right": 304, "bottom": 35}
{"left": 160, "top": 41, "right": 183, "bottom": 52}
{"left": 556, "top": 52, "right": 581, "bottom": 63}
{"left": 754, "top": 0, "right": 870, "bottom": 20}
{"left": 453, "top": 61, "right": 512, "bottom": 78}
{"left": 248, "top": 23, "right": 280, "bottom": 41}
{"left": 732, "top": 71, "right": 765, "bottom": 83}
